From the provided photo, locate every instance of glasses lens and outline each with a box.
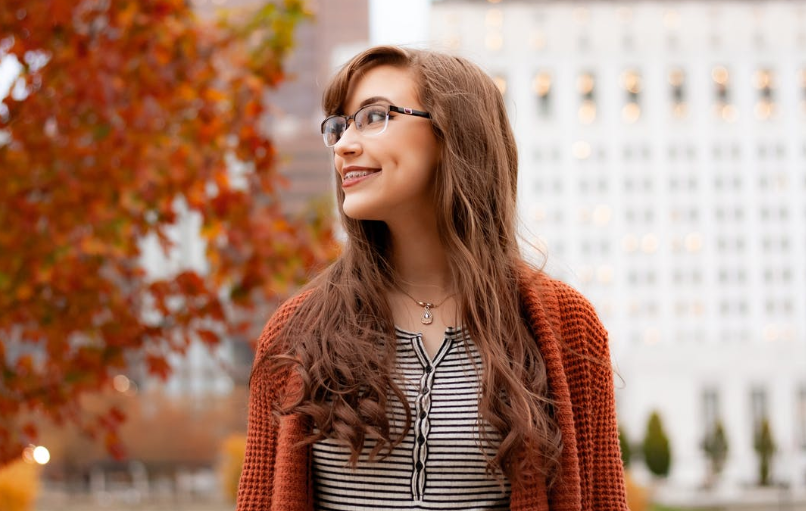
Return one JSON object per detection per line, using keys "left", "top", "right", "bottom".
{"left": 322, "top": 116, "right": 346, "bottom": 147}
{"left": 355, "top": 105, "right": 388, "bottom": 135}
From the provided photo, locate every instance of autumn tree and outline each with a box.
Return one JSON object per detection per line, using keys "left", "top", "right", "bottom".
{"left": 0, "top": 0, "right": 336, "bottom": 465}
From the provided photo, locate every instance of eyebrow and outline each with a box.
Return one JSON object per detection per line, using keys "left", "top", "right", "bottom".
{"left": 358, "top": 96, "right": 393, "bottom": 108}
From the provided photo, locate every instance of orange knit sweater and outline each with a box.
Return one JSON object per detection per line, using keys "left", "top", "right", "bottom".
{"left": 237, "top": 269, "right": 628, "bottom": 510}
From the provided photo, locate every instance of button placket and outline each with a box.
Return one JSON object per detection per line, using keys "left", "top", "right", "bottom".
{"left": 410, "top": 333, "right": 455, "bottom": 501}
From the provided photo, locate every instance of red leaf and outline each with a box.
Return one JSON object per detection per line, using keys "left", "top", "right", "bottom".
{"left": 197, "top": 329, "right": 219, "bottom": 347}
{"left": 145, "top": 354, "right": 172, "bottom": 380}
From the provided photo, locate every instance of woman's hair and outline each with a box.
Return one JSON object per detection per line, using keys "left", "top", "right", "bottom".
{"left": 257, "top": 46, "right": 562, "bottom": 487}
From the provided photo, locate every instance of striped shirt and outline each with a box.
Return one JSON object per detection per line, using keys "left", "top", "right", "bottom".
{"left": 311, "top": 326, "right": 511, "bottom": 510}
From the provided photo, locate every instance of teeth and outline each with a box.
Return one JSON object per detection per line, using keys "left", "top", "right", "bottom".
{"left": 344, "top": 170, "right": 375, "bottom": 180}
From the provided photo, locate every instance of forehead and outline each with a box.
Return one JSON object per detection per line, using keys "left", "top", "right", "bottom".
{"left": 344, "top": 65, "right": 420, "bottom": 112}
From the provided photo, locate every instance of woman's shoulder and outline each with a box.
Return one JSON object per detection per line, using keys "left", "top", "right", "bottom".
{"left": 253, "top": 289, "right": 315, "bottom": 359}
{"left": 519, "top": 265, "right": 598, "bottom": 319}
{"left": 519, "top": 265, "right": 608, "bottom": 354}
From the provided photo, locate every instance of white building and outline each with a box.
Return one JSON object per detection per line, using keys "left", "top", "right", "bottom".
{"left": 431, "top": 0, "right": 806, "bottom": 493}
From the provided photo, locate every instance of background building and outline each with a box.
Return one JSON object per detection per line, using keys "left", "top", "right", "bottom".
{"left": 430, "top": 0, "right": 806, "bottom": 493}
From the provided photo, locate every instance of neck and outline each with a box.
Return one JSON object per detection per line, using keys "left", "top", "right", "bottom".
{"left": 386, "top": 216, "right": 453, "bottom": 299}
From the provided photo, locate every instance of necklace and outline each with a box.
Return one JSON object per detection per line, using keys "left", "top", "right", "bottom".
{"left": 397, "top": 286, "right": 454, "bottom": 325}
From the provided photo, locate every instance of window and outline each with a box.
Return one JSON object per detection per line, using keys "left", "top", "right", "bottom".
{"left": 669, "top": 68, "right": 686, "bottom": 118}
{"left": 798, "top": 386, "right": 806, "bottom": 449}
{"left": 712, "top": 66, "right": 737, "bottom": 121}
{"left": 492, "top": 75, "right": 507, "bottom": 96}
{"left": 621, "top": 70, "right": 642, "bottom": 123}
{"left": 800, "top": 69, "right": 806, "bottom": 114}
{"left": 530, "top": 30, "right": 546, "bottom": 50}
{"left": 485, "top": 8, "right": 503, "bottom": 27}
{"left": 533, "top": 71, "right": 552, "bottom": 118}
{"left": 754, "top": 69, "right": 775, "bottom": 120}
{"left": 751, "top": 387, "right": 768, "bottom": 433}
{"left": 486, "top": 33, "right": 503, "bottom": 51}
{"left": 703, "top": 388, "right": 719, "bottom": 434}
{"left": 578, "top": 72, "right": 596, "bottom": 124}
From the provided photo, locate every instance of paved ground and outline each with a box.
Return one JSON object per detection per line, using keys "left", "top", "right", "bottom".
{"left": 36, "top": 492, "right": 233, "bottom": 511}
{"left": 35, "top": 488, "right": 806, "bottom": 511}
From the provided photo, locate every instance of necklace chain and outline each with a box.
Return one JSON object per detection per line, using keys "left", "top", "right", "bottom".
{"left": 396, "top": 286, "right": 454, "bottom": 325}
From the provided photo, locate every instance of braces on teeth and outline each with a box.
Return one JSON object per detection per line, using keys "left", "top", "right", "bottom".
{"left": 345, "top": 171, "right": 374, "bottom": 179}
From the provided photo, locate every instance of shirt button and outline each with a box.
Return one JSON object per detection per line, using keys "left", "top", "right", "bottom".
{"left": 418, "top": 435, "right": 425, "bottom": 445}
{"left": 421, "top": 387, "right": 429, "bottom": 395}
{"left": 416, "top": 461, "right": 423, "bottom": 470}
{"left": 419, "top": 410, "right": 427, "bottom": 419}
{"left": 425, "top": 365, "right": 432, "bottom": 373}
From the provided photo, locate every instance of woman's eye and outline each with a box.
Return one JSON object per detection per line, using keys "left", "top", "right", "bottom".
{"left": 365, "top": 109, "right": 386, "bottom": 124}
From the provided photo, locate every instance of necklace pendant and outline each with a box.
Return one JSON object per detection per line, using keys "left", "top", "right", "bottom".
{"left": 421, "top": 305, "right": 434, "bottom": 325}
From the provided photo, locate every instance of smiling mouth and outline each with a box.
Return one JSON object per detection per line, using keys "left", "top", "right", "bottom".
{"left": 341, "top": 167, "right": 382, "bottom": 187}
{"left": 343, "top": 170, "right": 379, "bottom": 180}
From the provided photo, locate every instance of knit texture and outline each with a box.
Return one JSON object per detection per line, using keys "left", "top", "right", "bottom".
{"left": 237, "top": 269, "right": 628, "bottom": 511}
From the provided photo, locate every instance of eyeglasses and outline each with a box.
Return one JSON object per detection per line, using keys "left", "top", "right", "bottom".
{"left": 320, "top": 104, "right": 431, "bottom": 147}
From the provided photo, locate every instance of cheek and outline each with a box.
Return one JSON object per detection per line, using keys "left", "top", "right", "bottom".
{"left": 417, "top": 137, "right": 441, "bottom": 178}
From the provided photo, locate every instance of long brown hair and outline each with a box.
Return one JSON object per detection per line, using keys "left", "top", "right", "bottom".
{"left": 257, "top": 46, "right": 562, "bottom": 487}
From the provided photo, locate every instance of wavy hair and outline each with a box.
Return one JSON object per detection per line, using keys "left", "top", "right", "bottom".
{"left": 256, "top": 46, "right": 562, "bottom": 487}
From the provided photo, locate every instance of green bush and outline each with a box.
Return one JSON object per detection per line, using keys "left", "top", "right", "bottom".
{"left": 642, "top": 410, "right": 671, "bottom": 478}
{"left": 753, "top": 417, "right": 776, "bottom": 486}
{"left": 619, "top": 425, "right": 632, "bottom": 468}
{"left": 701, "top": 418, "right": 729, "bottom": 484}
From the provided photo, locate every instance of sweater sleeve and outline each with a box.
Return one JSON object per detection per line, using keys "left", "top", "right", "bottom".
{"left": 553, "top": 280, "right": 628, "bottom": 511}
{"left": 236, "top": 295, "right": 305, "bottom": 511}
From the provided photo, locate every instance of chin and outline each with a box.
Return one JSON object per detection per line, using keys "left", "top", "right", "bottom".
{"left": 342, "top": 201, "right": 384, "bottom": 222}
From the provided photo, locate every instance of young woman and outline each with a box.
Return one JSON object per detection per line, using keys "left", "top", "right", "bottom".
{"left": 237, "top": 46, "right": 627, "bottom": 510}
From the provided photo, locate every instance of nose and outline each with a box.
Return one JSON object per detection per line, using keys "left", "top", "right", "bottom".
{"left": 333, "top": 121, "right": 362, "bottom": 158}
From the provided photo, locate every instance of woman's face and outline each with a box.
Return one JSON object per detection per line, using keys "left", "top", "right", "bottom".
{"left": 333, "top": 65, "right": 440, "bottom": 224}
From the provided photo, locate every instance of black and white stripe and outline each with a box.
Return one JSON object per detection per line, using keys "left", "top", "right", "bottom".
{"left": 311, "top": 326, "right": 511, "bottom": 510}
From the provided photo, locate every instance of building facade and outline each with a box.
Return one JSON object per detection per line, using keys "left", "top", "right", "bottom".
{"left": 431, "top": 0, "right": 806, "bottom": 492}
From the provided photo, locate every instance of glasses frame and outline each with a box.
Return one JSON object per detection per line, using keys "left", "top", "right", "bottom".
{"left": 320, "top": 104, "right": 431, "bottom": 148}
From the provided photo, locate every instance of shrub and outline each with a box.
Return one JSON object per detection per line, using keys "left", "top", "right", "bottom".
{"left": 753, "top": 417, "right": 776, "bottom": 486}
{"left": 219, "top": 433, "right": 247, "bottom": 503}
{"left": 0, "top": 458, "right": 41, "bottom": 511}
{"left": 701, "top": 418, "right": 729, "bottom": 485}
{"left": 619, "top": 425, "right": 632, "bottom": 468}
{"left": 642, "top": 411, "right": 671, "bottom": 478}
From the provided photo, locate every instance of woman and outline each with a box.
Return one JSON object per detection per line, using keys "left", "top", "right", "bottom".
{"left": 237, "top": 46, "right": 627, "bottom": 510}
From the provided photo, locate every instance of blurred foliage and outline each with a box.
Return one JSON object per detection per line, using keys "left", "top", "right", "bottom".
{"left": 0, "top": 0, "right": 338, "bottom": 465}
{"left": 619, "top": 425, "right": 632, "bottom": 469}
{"left": 219, "top": 433, "right": 247, "bottom": 503}
{"left": 34, "top": 386, "right": 249, "bottom": 485}
{"left": 753, "top": 417, "right": 776, "bottom": 486}
{"left": 701, "top": 418, "right": 728, "bottom": 487}
{"left": 624, "top": 470, "right": 649, "bottom": 511}
{"left": 0, "top": 458, "right": 40, "bottom": 511}
{"left": 642, "top": 410, "right": 671, "bottom": 478}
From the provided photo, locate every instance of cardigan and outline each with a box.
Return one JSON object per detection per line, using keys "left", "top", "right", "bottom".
{"left": 236, "top": 268, "right": 629, "bottom": 511}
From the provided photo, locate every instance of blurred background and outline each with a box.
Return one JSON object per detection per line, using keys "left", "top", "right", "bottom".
{"left": 1, "top": 0, "right": 804, "bottom": 510}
